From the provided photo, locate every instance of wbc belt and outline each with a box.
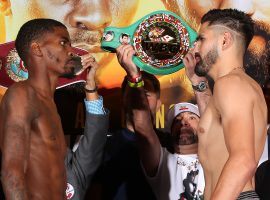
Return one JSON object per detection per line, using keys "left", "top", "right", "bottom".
{"left": 101, "top": 10, "right": 197, "bottom": 75}
{"left": 0, "top": 41, "right": 88, "bottom": 89}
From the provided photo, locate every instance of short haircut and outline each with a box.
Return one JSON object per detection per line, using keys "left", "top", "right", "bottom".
{"left": 122, "top": 33, "right": 129, "bottom": 38}
{"left": 201, "top": 9, "right": 254, "bottom": 49}
{"left": 121, "top": 71, "right": 160, "bottom": 98}
{"left": 15, "top": 18, "right": 67, "bottom": 65}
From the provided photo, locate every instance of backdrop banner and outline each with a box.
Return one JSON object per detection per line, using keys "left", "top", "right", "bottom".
{"left": 0, "top": 0, "right": 269, "bottom": 133}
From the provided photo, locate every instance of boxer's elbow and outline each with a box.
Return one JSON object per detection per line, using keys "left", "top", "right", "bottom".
{"left": 232, "top": 153, "right": 257, "bottom": 179}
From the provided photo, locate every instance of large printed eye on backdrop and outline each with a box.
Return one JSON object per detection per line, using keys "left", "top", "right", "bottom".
{"left": 101, "top": 10, "right": 197, "bottom": 75}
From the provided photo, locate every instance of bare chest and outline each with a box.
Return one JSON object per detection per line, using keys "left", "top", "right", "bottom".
{"left": 197, "top": 100, "right": 227, "bottom": 164}
{"left": 31, "top": 97, "right": 66, "bottom": 152}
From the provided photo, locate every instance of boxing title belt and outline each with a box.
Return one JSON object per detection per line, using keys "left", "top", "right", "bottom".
{"left": 101, "top": 10, "right": 197, "bottom": 75}
{"left": 0, "top": 41, "right": 88, "bottom": 89}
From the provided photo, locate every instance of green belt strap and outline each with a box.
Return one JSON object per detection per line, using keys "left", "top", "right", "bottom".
{"left": 101, "top": 10, "right": 197, "bottom": 75}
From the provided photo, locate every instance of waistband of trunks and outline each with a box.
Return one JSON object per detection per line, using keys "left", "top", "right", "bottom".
{"left": 237, "top": 190, "right": 260, "bottom": 200}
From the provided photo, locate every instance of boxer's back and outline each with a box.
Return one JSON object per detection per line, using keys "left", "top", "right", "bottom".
{"left": 0, "top": 82, "right": 67, "bottom": 199}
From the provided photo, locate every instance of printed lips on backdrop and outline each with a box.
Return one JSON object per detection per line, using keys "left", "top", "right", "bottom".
{"left": 0, "top": 41, "right": 89, "bottom": 136}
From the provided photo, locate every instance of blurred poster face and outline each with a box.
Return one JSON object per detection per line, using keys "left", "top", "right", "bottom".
{"left": 161, "top": 0, "right": 270, "bottom": 86}
{"left": 2, "top": 0, "right": 139, "bottom": 67}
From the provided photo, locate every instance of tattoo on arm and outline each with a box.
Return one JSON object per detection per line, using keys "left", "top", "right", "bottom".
{"left": 2, "top": 125, "right": 30, "bottom": 200}
{"left": 2, "top": 172, "right": 27, "bottom": 200}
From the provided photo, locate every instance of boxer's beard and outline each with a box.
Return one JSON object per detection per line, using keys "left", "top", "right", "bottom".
{"left": 195, "top": 45, "right": 219, "bottom": 77}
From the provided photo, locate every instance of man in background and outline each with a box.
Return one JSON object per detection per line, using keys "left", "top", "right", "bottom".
{"left": 115, "top": 44, "right": 205, "bottom": 200}
{"left": 93, "top": 71, "right": 162, "bottom": 200}
{"left": 64, "top": 49, "right": 109, "bottom": 200}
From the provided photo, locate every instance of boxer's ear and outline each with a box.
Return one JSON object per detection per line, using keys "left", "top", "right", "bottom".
{"left": 0, "top": 0, "right": 12, "bottom": 16}
{"left": 221, "top": 32, "right": 233, "bottom": 50}
{"left": 30, "top": 42, "right": 43, "bottom": 57}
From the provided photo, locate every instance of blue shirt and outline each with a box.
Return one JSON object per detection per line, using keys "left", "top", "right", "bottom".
{"left": 84, "top": 95, "right": 106, "bottom": 115}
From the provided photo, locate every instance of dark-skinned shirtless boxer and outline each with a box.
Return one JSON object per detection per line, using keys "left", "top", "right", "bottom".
{"left": 0, "top": 18, "right": 98, "bottom": 200}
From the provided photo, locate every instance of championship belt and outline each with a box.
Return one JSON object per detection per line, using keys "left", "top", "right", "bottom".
{"left": 101, "top": 10, "right": 197, "bottom": 75}
{"left": 0, "top": 41, "right": 88, "bottom": 89}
